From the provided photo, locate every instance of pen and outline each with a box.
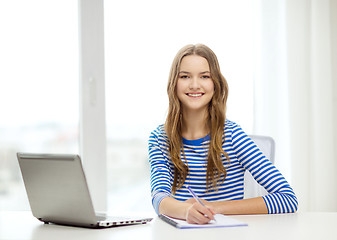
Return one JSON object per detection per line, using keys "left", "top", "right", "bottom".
{"left": 186, "top": 185, "right": 207, "bottom": 207}
{"left": 186, "top": 185, "right": 216, "bottom": 221}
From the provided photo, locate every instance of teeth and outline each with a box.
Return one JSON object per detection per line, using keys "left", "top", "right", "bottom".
{"left": 188, "top": 93, "right": 202, "bottom": 97}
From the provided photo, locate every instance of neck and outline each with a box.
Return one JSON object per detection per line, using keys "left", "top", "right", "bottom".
{"left": 181, "top": 108, "right": 209, "bottom": 140}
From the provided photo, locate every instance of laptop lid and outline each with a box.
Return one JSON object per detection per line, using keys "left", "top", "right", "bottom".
{"left": 17, "top": 153, "right": 98, "bottom": 227}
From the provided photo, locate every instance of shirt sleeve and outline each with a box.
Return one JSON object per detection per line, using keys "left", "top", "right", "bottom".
{"left": 230, "top": 123, "right": 298, "bottom": 213}
{"left": 148, "top": 128, "right": 172, "bottom": 215}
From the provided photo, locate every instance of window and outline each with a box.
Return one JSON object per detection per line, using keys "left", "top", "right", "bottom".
{"left": 1, "top": 0, "right": 256, "bottom": 212}
{"left": 104, "top": 0, "right": 255, "bottom": 212}
{"left": 0, "top": 0, "right": 79, "bottom": 210}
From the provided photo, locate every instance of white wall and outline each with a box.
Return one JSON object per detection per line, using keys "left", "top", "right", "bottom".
{"left": 256, "top": 0, "right": 337, "bottom": 212}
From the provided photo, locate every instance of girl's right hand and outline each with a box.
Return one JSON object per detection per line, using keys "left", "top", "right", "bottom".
{"left": 185, "top": 201, "right": 216, "bottom": 224}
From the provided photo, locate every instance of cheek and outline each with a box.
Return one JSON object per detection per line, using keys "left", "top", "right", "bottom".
{"left": 207, "top": 81, "right": 215, "bottom": 95}
{"left": 176, "top": 81, "right": 185, "bottom": 97}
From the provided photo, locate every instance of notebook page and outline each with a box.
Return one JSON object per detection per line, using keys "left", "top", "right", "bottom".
{"left": 160, "top": 214, "right": 248, "bottom": 229}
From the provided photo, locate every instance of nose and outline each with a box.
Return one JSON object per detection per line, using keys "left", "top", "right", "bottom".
{"left": 189, "top": 77, "right": 200, "bottom": 90}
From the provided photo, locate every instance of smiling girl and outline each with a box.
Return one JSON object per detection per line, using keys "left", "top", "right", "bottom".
{"left": 148, "top": 44, "right": 298, "bottom": 224}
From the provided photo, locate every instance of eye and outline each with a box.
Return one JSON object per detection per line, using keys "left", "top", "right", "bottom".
{"left": 179, "top": 75, "right": 189, "bottom": 79}
{"left": 201, "top": 75, "right": 210, "bottom": 79}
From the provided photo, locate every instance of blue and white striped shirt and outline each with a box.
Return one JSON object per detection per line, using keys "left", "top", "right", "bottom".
{"left": 148, "top": 120, "right": 298, "bottom": 214}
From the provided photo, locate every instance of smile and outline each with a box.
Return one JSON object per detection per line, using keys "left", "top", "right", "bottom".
{"left": 186, "top": 93, "right": 204, "bottom": 97}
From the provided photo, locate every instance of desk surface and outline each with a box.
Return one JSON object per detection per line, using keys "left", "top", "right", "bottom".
{"left": 1, "top": 211, "right": 336, "bottom": 240}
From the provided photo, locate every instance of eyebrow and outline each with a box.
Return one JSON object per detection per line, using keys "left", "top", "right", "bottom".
{"left": 178, "top": 71, "right": 211, "bottom": 74}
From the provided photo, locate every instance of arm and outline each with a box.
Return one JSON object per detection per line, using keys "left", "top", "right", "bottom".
{"left": 159, "top": 195, "right": 267, "bottom": 221}
{"left": 159, "top": 197, "right": 216, "bottom": 224}
{"left": 148, "top": 127, "right": 215, "bottom": 224}
{"left": 197, "top": 197, "right": 268, "bottom": 215}
{"left": 229, "top": 123, "right": 298, "bottom": 213}
{"left": 148, "top": 128, "right": 172, "bottom": 215}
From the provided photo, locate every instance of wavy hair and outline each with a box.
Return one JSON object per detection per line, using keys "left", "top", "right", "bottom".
{"left": 165, "top": 44, "right": 230, "bottom": 194}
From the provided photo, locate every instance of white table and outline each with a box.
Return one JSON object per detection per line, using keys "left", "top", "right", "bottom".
{"left": 1, "top": 211, "right": 336, "bottom": 240}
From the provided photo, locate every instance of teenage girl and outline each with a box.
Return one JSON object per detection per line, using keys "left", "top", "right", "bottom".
{"left": 148, "top": 44, "right": 298, "bottom": 224}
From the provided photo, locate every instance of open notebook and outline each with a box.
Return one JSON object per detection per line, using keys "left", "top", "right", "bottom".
{"left": 159, "top": 214, "right": 248, "bottom": 229}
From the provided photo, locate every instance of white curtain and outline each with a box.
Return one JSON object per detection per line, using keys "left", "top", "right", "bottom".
{"left": 254, "top": 0, "right": 337, "bottom": 212}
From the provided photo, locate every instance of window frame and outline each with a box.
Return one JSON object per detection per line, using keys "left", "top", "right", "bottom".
{"left": 79, "top": 0, "right": 107, "bottom": 212}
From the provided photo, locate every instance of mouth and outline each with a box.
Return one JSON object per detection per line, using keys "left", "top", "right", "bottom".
{"left": 186, "top": 93, "right": 204, "bottom": 97}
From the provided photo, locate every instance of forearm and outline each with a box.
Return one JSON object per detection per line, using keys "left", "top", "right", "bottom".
{"left": 159, "top": 197, "right": 216, "bottom": 224}
{"left": 158, "top": 197, "right": 191, "bottom": 220}
{"left": 210, "top": 197, "right": 268, "bottom": 215}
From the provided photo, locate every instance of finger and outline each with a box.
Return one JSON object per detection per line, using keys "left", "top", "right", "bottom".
{"left": 203, "top": 208, "right": 216, "bottom": 221}
{"left": 187, "top": 212, "right": 212, "bottom": 224}
{"left": 194, "top": 203, "right": 215, "bottom": 221}
{"left": 196, "top": 200, "right": 216, "bottom": 219}
{"left": 186, "top": 204, "right": 213, "bottom": 224}
{"left": 193, "top": 203, "right": 215, "bottom": 222}
{"left": 206, "top": 206, "right": 216, "bottom": 217}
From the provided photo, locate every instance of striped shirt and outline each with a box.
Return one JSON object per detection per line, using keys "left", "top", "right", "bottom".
{"left": 148, "top": 120, "right": 298, "bottom": 215}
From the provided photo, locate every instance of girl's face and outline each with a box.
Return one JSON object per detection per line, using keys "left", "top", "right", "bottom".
{"left": 176, "top": 55, "right": 214, "bottom": 114}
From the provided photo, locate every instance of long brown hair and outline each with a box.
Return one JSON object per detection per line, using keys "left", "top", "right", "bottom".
{"left": 165, "top": 44, "right": 230, "bottom": 194}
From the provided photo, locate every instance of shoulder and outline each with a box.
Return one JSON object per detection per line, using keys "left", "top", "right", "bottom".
{"left": 149, "top": 124, "right": 169, "bottom": 144}
{"left": 224, "top": 119, "right": 242, "bottom": 134}
{"left": 149, "top": 124, "right": 167, "bottom": 138}
{"left": 224, "top": 119, "right": 238, "bottom": 129}
{"left": 223, "top": 119, "right": 250, "bottom": 145}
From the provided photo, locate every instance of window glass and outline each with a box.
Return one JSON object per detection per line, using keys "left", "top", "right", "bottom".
{"left": 0, "top": 0, "right": 79, "bottom": 210}
{"left": 104, "top": 0, "right": 255, "bottom": 212}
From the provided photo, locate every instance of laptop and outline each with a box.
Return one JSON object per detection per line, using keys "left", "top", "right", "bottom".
{"left": 17, "top": 152, "right": 153, "bottom": 228}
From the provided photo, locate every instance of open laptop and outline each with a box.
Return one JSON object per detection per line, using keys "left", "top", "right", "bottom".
{"left": 17, "top": 152, "right": 153, "bottom": 228}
